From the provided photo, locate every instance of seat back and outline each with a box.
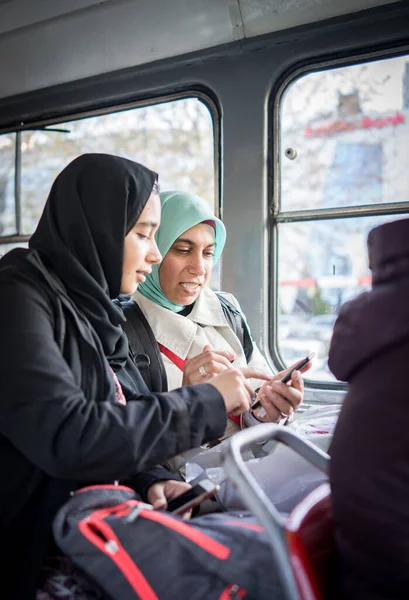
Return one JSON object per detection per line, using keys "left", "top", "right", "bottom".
{"left": 286, "top": 482, "right": 336, "bottom": 600}
{"left": 222, "top": 423, "right": 332, "bottom": 600}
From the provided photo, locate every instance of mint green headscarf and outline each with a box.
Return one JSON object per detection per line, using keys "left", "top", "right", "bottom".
{"left": 138, "top": 190, "right": 226, "bottom": 312}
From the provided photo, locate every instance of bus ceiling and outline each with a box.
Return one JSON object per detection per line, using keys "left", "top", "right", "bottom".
{"left": 0, "top": 0, "right": 401, "bottom": 100}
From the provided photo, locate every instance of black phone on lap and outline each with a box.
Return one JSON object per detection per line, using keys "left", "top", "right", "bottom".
{"left": 164, "top": 479, "right": 220, "bottom": 516}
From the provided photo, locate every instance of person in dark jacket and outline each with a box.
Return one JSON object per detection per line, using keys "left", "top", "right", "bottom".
{"left": 329, "top": 217, "right": 409, "bottom": 600}
{"left": 0, "top": 153, "right": 266, "bottom": 599}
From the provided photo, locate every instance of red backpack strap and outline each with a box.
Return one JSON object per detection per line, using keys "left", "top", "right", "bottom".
{"left": 157, "top": 343, "right": 187, "bottom": 372}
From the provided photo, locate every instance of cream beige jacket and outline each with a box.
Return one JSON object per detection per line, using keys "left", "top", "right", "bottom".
{"left": 133, "top": 287, "right": 273, "bottom": 438}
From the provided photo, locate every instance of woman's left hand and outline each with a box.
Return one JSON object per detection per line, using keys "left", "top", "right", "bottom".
{"left": 252, "top": 367, "right": 306, "bottom": 423}
{"left": 182, "top": 344, "right": 235, "bottom": 386}
{"left": 147, "top": 479, "right": 192, "bottom": 510}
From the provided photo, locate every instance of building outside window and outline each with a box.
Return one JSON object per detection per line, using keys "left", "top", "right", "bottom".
{"left": 276, "top": 55, "right": 409, "bottom": 382}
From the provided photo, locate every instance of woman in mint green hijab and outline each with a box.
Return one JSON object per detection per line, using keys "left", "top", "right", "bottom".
{"left": 138, "top": 190, "right": 226, "bottom": 311}
{"left": 135, "top": 190, "right": 308, "bottom": 429}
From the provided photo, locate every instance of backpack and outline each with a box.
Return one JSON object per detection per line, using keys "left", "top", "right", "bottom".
{"left": 117, "top": 294, "right": 254, "bottom": 393}
{"left": 53, "top": 484, "right": 281, "bottom": 600}
{"left": 117, "top": 296, "right": 168, "bottom": 393}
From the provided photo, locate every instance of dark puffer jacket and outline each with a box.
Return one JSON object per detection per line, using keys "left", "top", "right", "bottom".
{"left": 329, "top": 217, "right": 409, "bottom": 600}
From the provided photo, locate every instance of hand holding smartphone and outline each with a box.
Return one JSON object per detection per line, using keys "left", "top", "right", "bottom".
{"left": 280, "top": 351, "right": 315, "bottom": 383}
{"left": 251, "top": 352, "right": 315, "bottom": 410}
{"left": 164, "top": 479, "right": 220, "bottom": 516}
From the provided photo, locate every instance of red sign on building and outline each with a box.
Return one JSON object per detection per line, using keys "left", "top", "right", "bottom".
{"left": 304, "top": 112, "right": 405, "bottom": 137}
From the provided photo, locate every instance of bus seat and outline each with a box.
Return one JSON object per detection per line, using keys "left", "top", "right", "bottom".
{"left": 222, "top": 423, "right": 333, "bottom": 599}
{"left": 286, "top": 482, "right": 337, "bottom": 600}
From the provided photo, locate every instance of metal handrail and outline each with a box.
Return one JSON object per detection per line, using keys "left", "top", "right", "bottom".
{"left": 221, "top": 423, "right": 330, "bottom": 600}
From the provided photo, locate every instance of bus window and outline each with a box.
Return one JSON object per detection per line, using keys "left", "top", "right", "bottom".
{"left": 276, "top": 54, "right": 409, "bottom": 382}
{"left": 18, "top": 97, "right": 215, "bottom": 236}
{"left": 0, "top": 242, "right": 28, "bottom": 257}
{"left": 0, "top": 133, "right": 16, "bottom": 236}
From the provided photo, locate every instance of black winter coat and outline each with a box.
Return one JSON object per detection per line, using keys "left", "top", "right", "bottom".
{"left": 0, "top": 249, "right": 226, "bottom": 599}
{"left": 329, "top": 218, "right": 409, "bottom": 600}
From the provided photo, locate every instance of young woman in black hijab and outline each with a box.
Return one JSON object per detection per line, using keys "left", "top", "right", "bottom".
{"left": 0, "top": 154, "right": 265, "bottom": 599}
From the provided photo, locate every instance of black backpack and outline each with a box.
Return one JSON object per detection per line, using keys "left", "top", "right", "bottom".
{"left": 116, "top": 294, "right": 254, "bottom": 393}
{"left": 53, "top": 484, "right": 279, "bottom": 600}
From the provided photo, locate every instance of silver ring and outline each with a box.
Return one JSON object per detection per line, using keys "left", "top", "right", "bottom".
{"left": 199, "top": 365, "right": 208, "bottom": 377}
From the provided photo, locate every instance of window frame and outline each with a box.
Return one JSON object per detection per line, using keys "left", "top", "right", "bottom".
{"left": 0, "top": 90, "right": 220, "bottom": 245}
{"left": 269, "top": 44, "right": 409, "bottom": 389}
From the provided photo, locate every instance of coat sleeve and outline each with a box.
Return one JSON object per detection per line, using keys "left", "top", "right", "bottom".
{"left": 122, "top": 465, "right": 183, "bottom": 501}
{"left": 0, "top": 277, "right": 227, "bottom": 481}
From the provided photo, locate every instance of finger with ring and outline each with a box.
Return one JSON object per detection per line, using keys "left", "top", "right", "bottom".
{"left": 199, "top": 365, "right": 208, "bottom": 377}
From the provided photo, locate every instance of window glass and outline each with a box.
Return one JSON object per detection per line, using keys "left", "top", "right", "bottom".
{"left": 19, "top": 97, "right": 215, "bottom": 235}
{"left": 0, "top": 133, "right": 16, "bottom": 235}
{"left": 0, "top": 242, "right": 28, "bottom": 258}
{"left": 277, "top": 53, "right": 409, "bottom": 382}
{"left": 280, "top": 56, "right": 409, "bottom": 211}
{"left": 277, "top": 214, "right": 403, "bottom": 381}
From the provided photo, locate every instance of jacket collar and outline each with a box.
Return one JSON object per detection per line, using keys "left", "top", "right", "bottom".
{"left": 190, "top": 286, "right": 227, "bottom": 327}
{"left": 133, "top": 287, "right": 228, "bottom": 358}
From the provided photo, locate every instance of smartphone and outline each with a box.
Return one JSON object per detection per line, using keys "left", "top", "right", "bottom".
{"left": 251, "top": 352, "right": 315, "bottom": 410}
{"left": 165, "top": 479, "right": 220, "bottom": 516}
{"left": 280, "top": 351, "right": 315, "bottom": 384}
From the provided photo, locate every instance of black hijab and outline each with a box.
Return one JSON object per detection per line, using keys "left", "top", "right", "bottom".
{"left": 29, "top": 153, "right": 157, "bottom": 370}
